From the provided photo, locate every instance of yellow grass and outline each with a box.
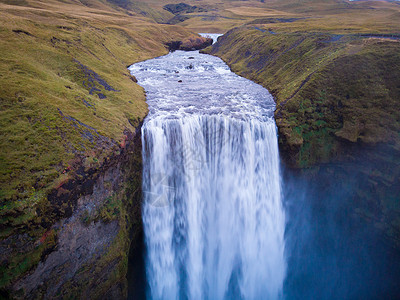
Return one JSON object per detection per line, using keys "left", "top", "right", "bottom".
{"left": 0, "top": 0, "right": 202, "bottom": 234}
{"left": 225, "top": 6, "right": 293, "bottom": 17}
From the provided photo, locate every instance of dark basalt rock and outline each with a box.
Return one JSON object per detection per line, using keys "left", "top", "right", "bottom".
{"left": 130, "top": 74, "right": 138, "bottom": 83}
{"left": 5, "top": 127, "right": 144, "bottom": 299}
{"left": 165, "top": 37, "right": 213, "bottom": 52}
{"left": 165, "top": 40, "right": 182, "bottom": 52}
{"left": 179, "top": 37, "right": 213, "bottom": 51}
{"left": 166, "top": 15, "right": 189, "bottom": 25}
{"left": 74, "top": 59, "right": 119, "bottom": 100}
{"left": 12, "top": 29, "right": 33, "bottom": 36}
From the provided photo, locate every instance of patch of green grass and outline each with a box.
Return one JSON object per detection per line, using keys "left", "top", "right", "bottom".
{"left": 81, "top": 194, "right": 121, "bottom": 225}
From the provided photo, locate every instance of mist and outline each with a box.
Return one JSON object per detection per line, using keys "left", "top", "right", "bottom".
{"left": 282, "top": 146, "right": 400, "bottom": 299}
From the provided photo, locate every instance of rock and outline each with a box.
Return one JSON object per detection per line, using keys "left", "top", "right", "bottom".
{"left": 179, "top": 37, "right": 213, "bottom": 51}
{"left": 165, "top": 40, "right": 182, "bottom": 52}
{"left": 163, "top": 3, "right": 207, "bottom": 15}
{"left": 166, "top": 15, "right": 189, "bottom": 25}
{"left": 165, "top": 37, "right": 213, "bottom": 52}
{"left": 130, "top": 75, "right": 138, "bottom": 83}
{"left": 9, "top": 129, "right": 144, "bottom": 299}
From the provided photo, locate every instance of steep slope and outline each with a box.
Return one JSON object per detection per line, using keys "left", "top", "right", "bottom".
{"left": 205, "top": 25, "right": 400, "bottom": 247}
{"left": 207, "top": 28, "right": 400, "bottom": 166}
{"left": 0, "top": 0, "right": 208, "bottom": 297}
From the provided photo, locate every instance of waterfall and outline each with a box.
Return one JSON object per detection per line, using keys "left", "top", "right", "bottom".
{"left": 130, "top": 45, "right": 286, "bottom": 300}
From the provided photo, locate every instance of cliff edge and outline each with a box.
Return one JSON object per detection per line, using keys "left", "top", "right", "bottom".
{"left": 205, "top": 26, "right": 400, "bottom": 248}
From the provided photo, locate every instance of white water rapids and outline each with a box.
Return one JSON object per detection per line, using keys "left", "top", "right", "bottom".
{"left": 129, "top": 34, "right": 286, "bottom": 300}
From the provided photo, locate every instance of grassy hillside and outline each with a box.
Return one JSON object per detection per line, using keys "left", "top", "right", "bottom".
{"left": 202, "top": 0, "right": 400, "bottom": 166}
{"left": 204, "top": 3, "right": 400, "bottom": 247}
{"left": 0, "top": 0, "right": 200, "bottom": 228}
{"left": 0, "top": 0, "right": 205, "bottom": 292}
{"left": 129, "top": 0, "right": 400, "bottom": 33}
{"left": 207, "top": 28, "right": 400, "bottom": 166}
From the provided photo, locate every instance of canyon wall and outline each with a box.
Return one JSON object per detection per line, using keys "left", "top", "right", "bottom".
{"left": 9, "top": 129, "right": 142, "bottom": 299}
{"left": 205, "top": 27, "right": 400, "bottom": 247}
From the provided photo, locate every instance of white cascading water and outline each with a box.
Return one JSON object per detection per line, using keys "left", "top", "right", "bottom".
{"left": 129, "top": 34, "right": 286, "bottom": 300}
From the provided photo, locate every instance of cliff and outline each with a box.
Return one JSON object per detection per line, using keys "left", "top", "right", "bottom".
{"left": 8, "top": 128, "right": 143, "bottom": 299}
{"left": 205, "top": 26, "right": 400, "bottom": 247}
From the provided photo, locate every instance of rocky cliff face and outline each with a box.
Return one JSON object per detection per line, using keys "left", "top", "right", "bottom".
{"left": 1, "top": 129, "right": 143, "bottom": 299}
{"left": 205, "top": 27, "right": 400, "bottom": 248}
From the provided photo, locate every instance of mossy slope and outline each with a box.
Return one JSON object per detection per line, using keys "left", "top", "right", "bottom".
{"left": 207, "top": 27, "right": 400, "bottom": 166}
{"left": 206, "top": 25, "right": 400, "bottom": 247}
{"left": 0, "top": 0, "right": 204, "bottom": 295}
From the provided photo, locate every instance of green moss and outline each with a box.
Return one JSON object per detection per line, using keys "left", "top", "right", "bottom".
{"left": 81, "top": 195, "right": 121, "bottom": 225}
{"left": 0, "top": 0, "right": 203, "bottom": 292}
{"left": 211, "top": 24, "right": 400, "bottom": 248}
{"left": 0, "top": 229, "right": 57, "bottom": 288}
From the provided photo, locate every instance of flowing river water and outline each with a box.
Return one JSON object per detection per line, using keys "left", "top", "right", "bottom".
{"left": 129, "top": 35, "right": 286, "bottom": 299}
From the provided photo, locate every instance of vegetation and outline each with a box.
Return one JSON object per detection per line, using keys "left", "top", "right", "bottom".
{"left": 1, "top": 0, "right": 400, "bottom": 296}
{"left": 203, "top": 0, "right": 400, "bottom": 249}
{"left": 204, "top": 1, "right": 400, "bottom": 167}
{"left": 0, "top": 0, "right": 200, "bottom": 228}
{"left": 0, "top": 0, "right": 206, "bottom": 294}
